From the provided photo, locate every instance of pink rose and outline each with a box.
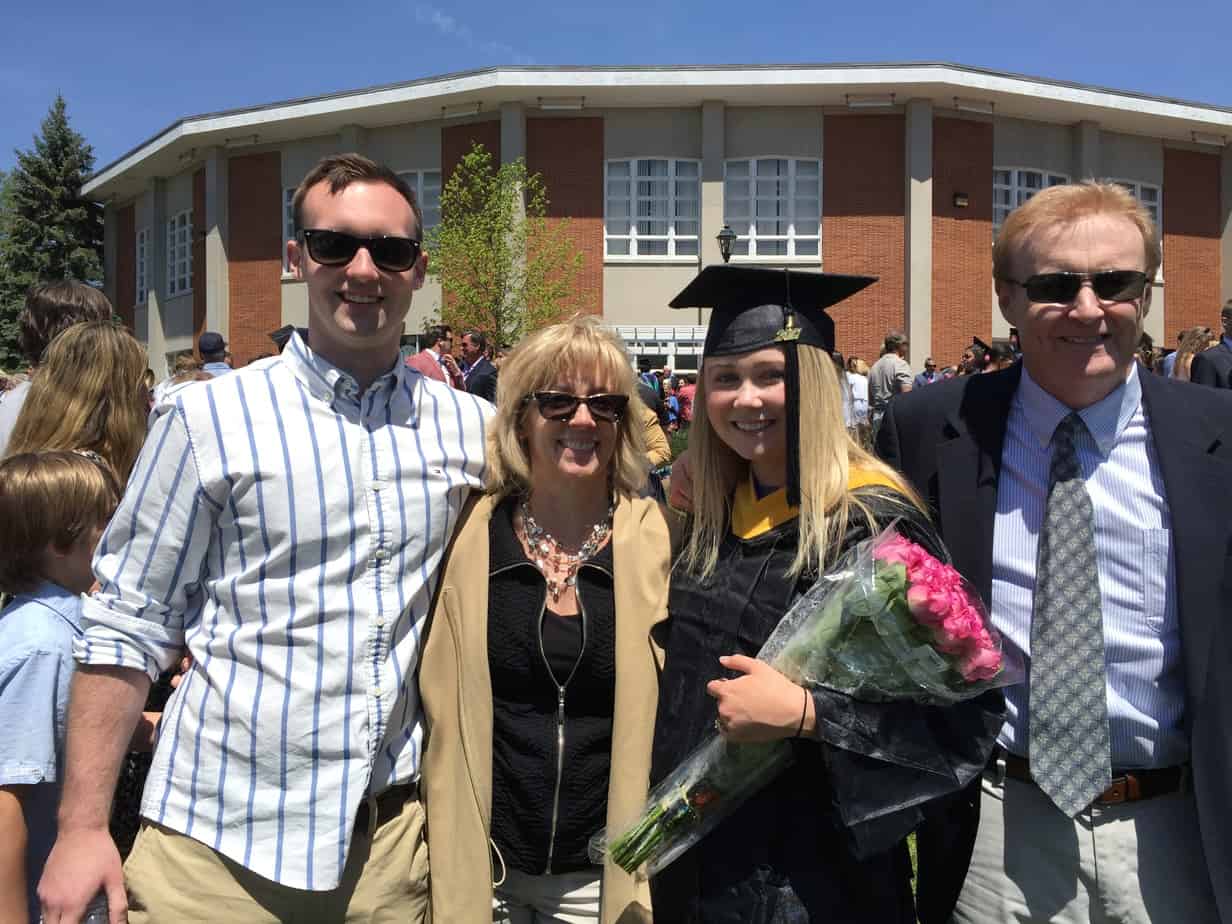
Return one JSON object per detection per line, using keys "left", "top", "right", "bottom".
{"left": 874, "top": 535, "right": 917, "bottom": 566}
{"left": 959, "top": 645, "right": 1003, "bottom": 682}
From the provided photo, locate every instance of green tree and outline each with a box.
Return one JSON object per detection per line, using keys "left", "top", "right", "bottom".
{"left": 426, "top": 143, "right": 584, "bottom": 348}
{"left": 0, "top": 95, "right": 104, "bottom": 368}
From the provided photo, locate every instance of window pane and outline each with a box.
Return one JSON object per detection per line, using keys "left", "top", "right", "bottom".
{"left": 795, "top": 219, "right": 820, "bottom": 236}
{"left": 637, "top": 198, "right": 668, "bottom": 218}
{"left": 608, "top": 199, "right": 630, "bottom": 218}
{"left": 728, "top": 219, "right": 750, "bottom": 236}
{"left": 607, "top": 181, "right": 630, "bottom": 198}
{"left": 756, "top": 179, "right": 786, "bottom": 198}
{"left": 758, "top": 239, "right": 788, "bottom": 256}
{"left": 640, "top": 239, "right": 668, "bottom": 255}
{"left": 796, "top": 160, "right": 820, "bottom": 177}
{"left": 674, "top": 161, "right": 699, "bottom": 177}
{"left": 732, "top": 239, "right": 749, "bottom": 256}
{"left": 994, "top": 170, "right": 1011, "bottom": 185}
{"left": 795, "top": 239, "right": 819, "bottom": 256}
{"left": 675, "top": 199, "right": 697, "bottom": 218}
{"left": 675, "top": 239, "right": 698, "bottom": 256}
{"left": 794, "top": 197, "right": 820, "bottom": 219}
{"left": 757, "top": 219, "right": 789, "bottom": 236}
{"left": 422, "top": 208, "right": 440, "bottom": 229}
{"left": 607, "top": 238, "right": 629, "bottom": 255}
{"left": 606, "top": 218, "right": 629, "bottom": 234}
{"left": 725, "top": 198, "right": 750, "bottom": 218}
{"left": 637, "top": 159, "right": 668, "bottom": 177}
{"left": 795, "top": 179, "right": 820, "bottom": 199}
{"left": 726, "top": 160, "right": 750, "bottom": 178}
{"left": 637, "top": 180, "right": 669, "bottom": 199}
{"left": 756, "top": 199, "right": 785, "bottom": 218}
{"left": 675, "top": 180, "right": 698, "bottom": 200}
{"left": 608, "top": 161, "right": 630, "bottom": 178}
{"left": 756, "top": 159, "right": 788, "bottom": 177}
{"left": 637, "top": 220, "right": 669, "bottom": 236}
{"left": 675, "top": 220, "right": 698, "bottom": 236}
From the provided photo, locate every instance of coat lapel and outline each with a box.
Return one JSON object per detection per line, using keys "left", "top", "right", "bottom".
{"left": 1139, "top": 373, "right": 1232, "bottom": 710}
{"left": 935, "top": 367, "right": 1020, "bottom": 603}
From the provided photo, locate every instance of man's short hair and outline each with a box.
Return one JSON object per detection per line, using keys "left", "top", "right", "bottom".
{"left": 925, "top": 356, "right": 936, "bottom": 366}
{"left": 0, "top": 450, "right": 121, "bottom": 594}
{"left": 994, "top": 181, "right": 1162, "bottom": 284}
{"left": 424, "top": 324, "right": 452, "bottom": 347}
{"left": 462, "top": 330, "right": 487, "bottom": 352}
{"left": 1220, "top": 300, "right": 1232, "bottom": 321}
{"left": 291, "top": 153, "right": 423, "bottom": 239}
{"left": 18, "top": 281, "right": 113, "bottom": 365}
{"left": 883, "top": 332, "right": 908, "bottom": 354}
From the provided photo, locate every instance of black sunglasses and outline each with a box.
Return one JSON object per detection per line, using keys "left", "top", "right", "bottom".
{"left": 300, "top": 229, "right": 422, "bottom": 272}
{"left": 1003, "top": 270, "right": 1148, "bottom": 305}
{"left": 523, "top": 391, "right": 629, "bottom": 423}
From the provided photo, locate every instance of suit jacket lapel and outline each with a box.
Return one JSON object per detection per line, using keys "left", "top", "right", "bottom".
{"left": 936, "top": 366, "right": 1021, "bottom": 604}
{"left": 1140, "top": 372, "right": 1232, "bottom": 710}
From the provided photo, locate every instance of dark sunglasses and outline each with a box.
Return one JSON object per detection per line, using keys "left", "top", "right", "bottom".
{"left": 300, "top": 229, "right": 422, "bottom": 272}
{"left": 1003, "top": 270, "right": 1148, "bottom": 305}
{"left": 523, "top": 391, "right": 629, "bottom": 423}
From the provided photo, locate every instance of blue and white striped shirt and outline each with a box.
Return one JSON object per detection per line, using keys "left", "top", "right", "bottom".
{"left": 76, "top": 332, "right": 491, "bottom": 889}
{"left": 991, "top": 363, "right": 1187, "bottom": 769}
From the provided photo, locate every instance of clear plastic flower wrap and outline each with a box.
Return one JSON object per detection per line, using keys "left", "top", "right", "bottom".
{"left": 590, "top": 523, "right": 1024, "bottom": 876}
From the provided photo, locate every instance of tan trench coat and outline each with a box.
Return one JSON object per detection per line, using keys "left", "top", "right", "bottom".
{"left": 419, "top": 491, "right": 671, "bottom": 922}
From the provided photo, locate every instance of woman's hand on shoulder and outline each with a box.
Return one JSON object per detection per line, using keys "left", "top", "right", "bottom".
{"left": 707, "top": 655, "right": 815, "bottom": 743}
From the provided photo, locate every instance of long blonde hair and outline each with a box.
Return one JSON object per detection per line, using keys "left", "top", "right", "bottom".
{"left": 485, "top": 316, "right": 647, "bottom": 501}
{"left": 681, "top": 343, "right": 921, "bottom": 579}
{"left": 5, "top": 321, "right": 148, "bottom": 482}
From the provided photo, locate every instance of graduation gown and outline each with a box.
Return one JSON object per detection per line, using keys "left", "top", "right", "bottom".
{"left": 650, "top": 477, "right": 1003, "bottom": 924}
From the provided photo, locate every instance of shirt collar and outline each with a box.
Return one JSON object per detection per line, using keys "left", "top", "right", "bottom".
{"left": 281, "top": 331, "right": 412, "bottom": 417}
{"left": 16, "top": 581, "right": 83, "bottom": 633}
{"left": 1017, "top": 362, "right": 1141, "bottom": 458}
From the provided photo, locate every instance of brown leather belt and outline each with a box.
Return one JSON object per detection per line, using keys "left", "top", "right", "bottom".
{"left": 355, "top": 780, "right": 419, "bottom": 836}
{"left": 990, "top": 748, "right": 1188, "bottom": 807}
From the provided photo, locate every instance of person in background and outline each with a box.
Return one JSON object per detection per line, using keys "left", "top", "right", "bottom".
{"left": 420, "top": 316, "right": 670, "bottom": 922}
{"left": 1134, "top": 331, "right": 1156, "bottom": 373}
{"left": 4, "top": 321, "right": 148, "bottom": 485}
{"left": 1158, "top": 329, "right": 1186, "bottom": 377}
{"left": 0, "top": 451, "right": 123, "bottom": 924}
{"left": 1170, "top": 326, "right": 1215, "bottom": 382}
{"left": 197, "top": 332, "right": 232, "bottom": 376}
{"left": 983, "top": 342, "right": 1016, "bottom": 373}
{"left": 1188, "top": 300, "right": 1232, "bottom": 389}
{"left": 676, "top": 373, "right": 696, "bottom": 429}
{"left": 152, "top": 351, "right": 202, "bottom": 405}
{"left": 868, "top": 331, "right": 912, "bottom": 436}
{"left": 913, "top": 356, "right": 942, "bottom": 388}
{"left": 662, "top": 378, "right": 681, "bottom": 432}
{"left": 407, "top": 323, "right": 465, "bottom": 388}
{"left": 957, "top": 341, "right": 986, "bottom": 376}
{"left": 459, "top": 329, "right": 498, "bottom": 402}
{"left": 0, "top": 282, "right": 113, "bottom": 457}
{"left": 879, "top": 181, "right": 1229, "bottom": 923}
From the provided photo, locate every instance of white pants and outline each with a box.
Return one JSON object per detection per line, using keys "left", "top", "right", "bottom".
{"left": 493, "top": 867, "right": 601, "bottom": 924}
{"left": 953, "top": 771, "right": 1219, "bottom": 923}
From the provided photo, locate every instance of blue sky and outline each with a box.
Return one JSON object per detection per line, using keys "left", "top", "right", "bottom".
{"left": 2, "top": 0, "right": 1229, "bottom": 176}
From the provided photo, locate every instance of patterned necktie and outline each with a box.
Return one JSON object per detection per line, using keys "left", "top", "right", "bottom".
{"left": 1028, "top": 412, "right": 1112, "bottom": 817}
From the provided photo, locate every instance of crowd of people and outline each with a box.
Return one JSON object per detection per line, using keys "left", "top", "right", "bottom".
{"left": 1, "top": 152, "right": 1229, "bottom": 924}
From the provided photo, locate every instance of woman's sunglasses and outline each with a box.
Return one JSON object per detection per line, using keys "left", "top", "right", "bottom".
{"left": 300, "top": 229, "right": 422, "bottom": 272}
{"left": 1002, "top": 270, "right": 1148, "bottom": 305}
{"left": 522, "top": 391, "right": 629, "bottom": 423}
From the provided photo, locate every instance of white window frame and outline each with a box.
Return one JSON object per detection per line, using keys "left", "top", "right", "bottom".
{"left": 723, "top": 157, "right": 822, "bottom": 261}
{"left": 166, "top": 209, "right": 192, "bottom": 298}
{"left": 397, "top": 169, "right": 442, "bottom": 236}
{"left": 993, "top": 167, "right": 1068, "bottom": 236}
{"left": 282, "top": 187, "right": 296, "bottom": 274}
{"left": 136, "top": 227, "right": 149, "bottom": 305}
{"left": 604, "top": 158, "right": 700, "bottom": 261}
{"left": 1109, "top": 178, "right": 1162, "bottom": 228}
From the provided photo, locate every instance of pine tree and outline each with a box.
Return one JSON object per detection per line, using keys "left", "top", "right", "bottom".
{"left": 0, "top": 95, "right": 104, "bottom": 368}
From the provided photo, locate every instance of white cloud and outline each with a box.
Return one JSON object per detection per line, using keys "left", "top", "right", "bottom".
{"left": 414, "top": 5, "right": 535, "bottom": 65}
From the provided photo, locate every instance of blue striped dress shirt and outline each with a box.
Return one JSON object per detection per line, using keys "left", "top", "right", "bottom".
{"left": 76, "top": 332, "right": 491, "bottom": 889}
{"left": 991, "top": 363, "right": 1187, "bottom": 769}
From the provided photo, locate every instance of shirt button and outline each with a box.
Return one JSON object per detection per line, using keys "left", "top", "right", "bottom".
{"left": 372, "top": 480, "right": 384, "bottom": 493}
{"left": 374, "top": 547, "right": 389, "bottom": 563}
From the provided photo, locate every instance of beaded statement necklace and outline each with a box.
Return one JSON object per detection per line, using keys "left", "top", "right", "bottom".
{"left": 518, "top": 496, "right": 616, "bottom": 602}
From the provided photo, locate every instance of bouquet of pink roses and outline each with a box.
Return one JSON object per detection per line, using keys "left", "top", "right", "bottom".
{"left": 591, "top": 523, "right": 1022, "bottom": 876}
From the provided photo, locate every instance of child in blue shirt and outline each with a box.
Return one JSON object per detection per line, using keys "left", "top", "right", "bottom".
{"left": 0, "top": 450, "right": 120, "bottom": 924}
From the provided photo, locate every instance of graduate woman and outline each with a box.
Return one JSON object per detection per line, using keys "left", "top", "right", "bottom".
{"left": 650, "top": 266, "right": 1001, "bottom": 923}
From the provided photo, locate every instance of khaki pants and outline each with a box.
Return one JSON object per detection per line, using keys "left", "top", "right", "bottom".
{"left": 953, "top": 771, "right": 1218, "bottom": 923}
{"left": 123, "top": 795, "right": 429, "bottom": 923}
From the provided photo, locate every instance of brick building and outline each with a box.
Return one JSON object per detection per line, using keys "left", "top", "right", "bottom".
{"left": 85, "top": 63, "right": 1232, "bottom": 375}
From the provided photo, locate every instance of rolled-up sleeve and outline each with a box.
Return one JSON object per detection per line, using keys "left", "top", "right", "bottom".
{"left": 76, "top": 406, "right": 219, "bottom": 680}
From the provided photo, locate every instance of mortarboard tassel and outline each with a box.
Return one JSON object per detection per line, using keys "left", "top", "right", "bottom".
{"left": 784, "top": 339, "right": 802, "bottom": 508}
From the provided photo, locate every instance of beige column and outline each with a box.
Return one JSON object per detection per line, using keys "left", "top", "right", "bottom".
{"left": 102, "top": 204, "right": 118, "bottom": 311}
{"left": 1074, "top": 120, "right": 1101, "bottom": 181}
{"left": 338, "top": 124, "right": 367, "bottom": 153}
{"left": 500, "top": 102, "right": 526, "bottom": 164}
{"left": 1222, "top": 145, "right": 1232, "bottom": 305}
{"left": 701, "top": 100, "right": 725, "bottom": 268}
{"left": 904, "top": 98, "right": 933, "bottom": 367}
{"left": 204, "top": 147, "right": 229, "bottom": 339}
{"left": 146, "top": 178, "right": 169, "bottom": 375}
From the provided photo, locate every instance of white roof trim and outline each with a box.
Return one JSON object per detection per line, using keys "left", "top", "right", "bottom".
{"left": 83, "top": 63, "right": 1232, "bottom": 197}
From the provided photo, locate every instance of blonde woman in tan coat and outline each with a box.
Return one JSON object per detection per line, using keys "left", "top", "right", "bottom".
{"left": 419, "top": 317, "right": 672, "bottom": 923}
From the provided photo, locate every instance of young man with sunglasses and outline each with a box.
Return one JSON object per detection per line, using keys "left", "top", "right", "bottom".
{"left": 878, "top": 181, "right": 1231, "bottom": 923}
{"left": 39, "top": 154, "right": 491, "bottom": 923}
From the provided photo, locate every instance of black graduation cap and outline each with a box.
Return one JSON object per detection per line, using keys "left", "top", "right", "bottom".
{"left": 669, "top": 265, "right": 877, "bottom": 506}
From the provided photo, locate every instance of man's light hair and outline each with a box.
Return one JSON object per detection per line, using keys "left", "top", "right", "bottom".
{"left": 994, "top": 181, "right": 1161, "bottom": 283}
